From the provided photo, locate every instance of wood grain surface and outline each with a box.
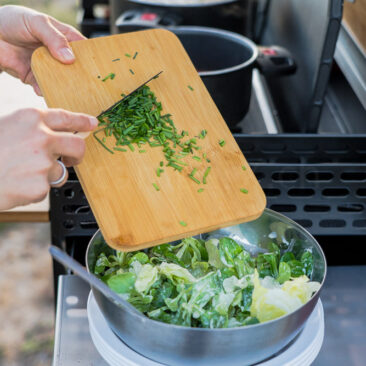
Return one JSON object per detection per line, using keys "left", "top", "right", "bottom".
{"left": 343, "top": 0, "right": 366, "bottom": 54}
{"left": 31, "top": 29, "right": 266, "bottom": 251}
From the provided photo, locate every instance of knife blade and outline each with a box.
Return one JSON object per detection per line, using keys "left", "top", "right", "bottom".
{"left": 97, "top": 70, "right": 163, "bottom": 118}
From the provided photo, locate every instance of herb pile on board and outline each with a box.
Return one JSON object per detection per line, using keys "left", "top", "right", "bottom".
{"left": 94, "top": 235, "right": 320, "bottom": 328}
{"left": 94, "top": 85, "right": 212, "bottom": 187}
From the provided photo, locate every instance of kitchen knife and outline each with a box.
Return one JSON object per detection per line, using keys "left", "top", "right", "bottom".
{"left": 97, "top": 70, "right": 163, "bottom": 118}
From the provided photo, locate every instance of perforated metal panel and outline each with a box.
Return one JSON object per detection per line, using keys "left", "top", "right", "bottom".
{"left": 50, "top": 134, "right": 366, "bottom": 243}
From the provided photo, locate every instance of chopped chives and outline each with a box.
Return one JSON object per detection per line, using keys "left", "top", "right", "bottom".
{"left": 129, "top": 69, "right": 135, "bottom": 75}
{"left": 168, "top": 162, "right": 183, "bottom": 172}
{"left": 102, "top": 137, "right": 106, "bottom": 143}
{"left": 112, "top": 58, "right": 120, "bottom": 62}
{"left": 133, "top": 52, "right": 138, "bottom": 59}
{"left": 240, "top": 188, "right": 248, "bottom": 194}
{"left": 198, "top": 188, "right": 204, "bottom": 193}
{"left": 152, "top": 183, "right": 160, "bottom": 191}
{"left": 242, "top": 165, "right": 247, "bottom": 171}
{"left": 102, "top": 73, "right": 115, "bottom": 82}
{"left": 189, "top": 174, "right": 200, "bottom": 184}
{"left": 179, "top": 221, "right": 187, "bottom": 227}
{"left": 199, "top": 130, "right": 207, "bottom": 139}
{"left": 188, "top": 85, "right": 194, "bottom": 91}
{"left": 93, "top": 130, "right": 114, "bottom": 154}
{"left": 125, "top": 53, "right": 131, "bottom": 58}
{"left": 113, "top": 147, "right": 127, "bottom": 152}
{"left": 95, "top": 84, "right": 211, "bottom": 187}
{"left": 139, "top": 149, "right": 146, "bottom": 153}
{"left": 203, "top": 166, "right": 211, "bottom": 184}
{"left": 156, "top": 168, "right": 164, "bottom": 177}
{"left": 219, "top": 139, "right": 226, "bottom": 147}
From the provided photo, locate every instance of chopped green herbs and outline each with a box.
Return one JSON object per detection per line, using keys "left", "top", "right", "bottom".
{"left": 133, "top": 52, "right": 138, "bottom": 60}
{"left": 242, "top": 165, "right": 247, "bottom": 171}
{"left": 93, "top": 130, "right": 114, "bottom": 154}
{"left": 203, "top": 166, "right": 211, "bottom": 184}
{"left": 125, "top": 53, "right": 131, "bottom": 58}
{"left": 199, "top": 129, "right": 207, "bottom": 139}
{"left": 95, "top": 235, "right": 320, "bottom": 328}
{"left": 219, "top": 139, "right": 226, "bottom": 147}
{"left": 156, "top": 168, "right": 164, "bottom": 177}
{"left": 189, "top": 175, "right": 201, "bottom": 184}
{"left": 113, "top": 147, "right": 127, "bottom": 152}
{"left": 189, "top": 168, "right": 201, "bottom": 184}
{"left": 112, "top": 58, "right": 120, "bottom": 62}
{"left": 152, "top": 183, "right": 160, "bottom": 191}
{"left": 179, "top": 221, "right": 187, "bottom": 227}
{"left": 95, "top": 84, "right": 213, "bottom": 189}
{"left": 102, "top": 73, "right": 116, "bottom": 82}
{"left": 240, "top": 188, "right": 249, "bottom": 194}
{"left": 129, "top": 69, "right": 135, "bottom": 75}
{"left": 188, "top": 85, "right": 194, "bottom": 91}
{"left": 197, "top": 188, "right": 204, "bottom": 193}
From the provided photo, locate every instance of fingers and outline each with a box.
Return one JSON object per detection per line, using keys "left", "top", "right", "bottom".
{"left": 49, "top": 17, "right": 86, "bottom": 42}
{"left": 33, "top": 83, "right": 42, "bottom": 96}
{"left": 43, "top": 109, "right": 98, "bottom": 133}
{"left": 29, "top": 14, "right": 76, "bottom": 64}
{"left": 51, "top": 133, "right": 86, "bottom": 166}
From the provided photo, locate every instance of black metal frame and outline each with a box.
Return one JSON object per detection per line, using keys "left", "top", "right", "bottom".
{"left": 50, "top": 134, "right": 366, "bottom": 240}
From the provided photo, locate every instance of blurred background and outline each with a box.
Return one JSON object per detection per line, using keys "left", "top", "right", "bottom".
{"left": 0, "top": 3, "right": 78, "bottom": 366}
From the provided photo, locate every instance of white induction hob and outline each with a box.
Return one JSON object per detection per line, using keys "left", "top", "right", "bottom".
{"left": 87, "top": 292, "right": 324, "bottom": 366}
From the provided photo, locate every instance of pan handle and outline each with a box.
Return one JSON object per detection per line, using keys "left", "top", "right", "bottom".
{"left": 49, "top": 245, "right": 142, "bottom": 317}
{"left": 255, "top": 46, "right": 297, "bottom": 76}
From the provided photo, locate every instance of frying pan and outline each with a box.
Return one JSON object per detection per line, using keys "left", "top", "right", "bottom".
{"left": 85, "top": 209, "right": 326, "bottom": 366}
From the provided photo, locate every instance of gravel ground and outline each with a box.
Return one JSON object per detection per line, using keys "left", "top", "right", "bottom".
{"left": 0, "top": 223, "right": 53, "bottom": 366}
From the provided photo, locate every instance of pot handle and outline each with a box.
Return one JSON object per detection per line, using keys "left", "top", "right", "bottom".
{"left": 256, "top": 46, "right": 297, "bottom": 76}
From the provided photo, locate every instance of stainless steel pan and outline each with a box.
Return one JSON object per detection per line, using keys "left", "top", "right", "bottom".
{"left": 86, "top": 209, "right": 326, "bottom": 366}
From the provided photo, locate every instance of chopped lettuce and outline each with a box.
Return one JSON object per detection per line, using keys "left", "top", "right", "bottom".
{"left": 94, "top": 235, "right": 321, "bottom": 329}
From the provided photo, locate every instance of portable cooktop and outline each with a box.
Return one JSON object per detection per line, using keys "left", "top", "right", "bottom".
{"left": 87, "top": 292, "right": 324, "bottom": 366}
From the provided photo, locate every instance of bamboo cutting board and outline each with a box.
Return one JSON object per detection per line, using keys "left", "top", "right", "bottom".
{"left": 31, "top": 29, "right": 266, "bottom": 251}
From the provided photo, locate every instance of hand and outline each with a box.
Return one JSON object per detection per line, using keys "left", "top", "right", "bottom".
{"left": 0, "top": 108, "right": 98, "bottom": 210}
{"left": 0, "top": 5, "right": 85, "bottom": 95}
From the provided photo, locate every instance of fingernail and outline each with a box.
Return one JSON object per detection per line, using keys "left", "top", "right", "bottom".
{"left": 89, "top": 117, "right": 98, "bottom": 129}
{"left": 59, "top": 47, "right": 75, "bottom": 62}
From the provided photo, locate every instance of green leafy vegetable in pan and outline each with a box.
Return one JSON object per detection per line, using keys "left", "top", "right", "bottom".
{"left": 94, "top": 236, "right": 321, "bottom": 328}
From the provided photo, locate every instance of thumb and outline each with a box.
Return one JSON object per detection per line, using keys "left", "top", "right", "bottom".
{"left": 30, "top": 15, "right": 75, "bottom": 64}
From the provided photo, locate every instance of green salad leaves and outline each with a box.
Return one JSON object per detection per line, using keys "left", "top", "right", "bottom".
{"left": 94, "top": 237, "right": 320, "bottom": 328}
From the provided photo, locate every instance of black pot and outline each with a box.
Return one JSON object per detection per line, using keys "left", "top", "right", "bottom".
{"left": 170, "top": 26, "right": 296, "bottom": 128}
